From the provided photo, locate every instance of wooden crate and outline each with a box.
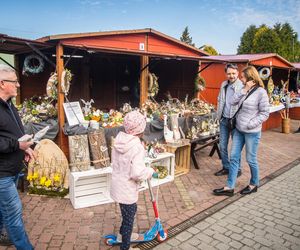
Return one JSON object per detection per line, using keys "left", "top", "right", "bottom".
{"left": 69, "top": 167, "right": 113, "bottom": 209}
{"left": 165, "top": 141, "right": 191, "bottom": 177}
{"left": 139, "top": 152, "right": 175, "bottom": 191}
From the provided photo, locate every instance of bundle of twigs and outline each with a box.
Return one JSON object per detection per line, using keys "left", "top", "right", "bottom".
{"left": 280, "top": 109, "right": 289, "bottom": 119}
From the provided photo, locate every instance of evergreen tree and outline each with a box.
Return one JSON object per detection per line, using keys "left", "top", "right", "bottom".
{"left": 253, "top": 25, "right": 281, "bottom": 53}
{"left": 237, "top": 25, "right": 257, "bottom": 54}
{"left": 180, "top": 26, "right": 195, "bottom": 47}
{"left": 237, "top": 22, "right": 300, "bottom": 62}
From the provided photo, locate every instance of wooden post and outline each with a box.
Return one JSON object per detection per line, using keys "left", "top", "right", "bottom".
{"left": 140, "top": 55, "right": 149, "bottom": 106}
{"left": 14, "top": 56, "right": 21, "bottom": 105}
{"left": 56, "top": 43, "right": 69, "bottom": 158}
{"left": 197, "top": 60, "right": 201, "bottom": 99}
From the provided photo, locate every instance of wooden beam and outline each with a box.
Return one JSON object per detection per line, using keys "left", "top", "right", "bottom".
{"left": 140, "top": 55, "right": 149, "bottom": 106}
{"left": 56, "top": 43, "right": 69, "bottom": 158}
{"left": 14, "top": 56, "right": 21, "bottom": 105}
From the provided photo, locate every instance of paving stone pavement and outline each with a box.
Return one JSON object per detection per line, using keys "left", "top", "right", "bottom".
{"left": 153, "top": 163, "right": 300, "bottom": 250}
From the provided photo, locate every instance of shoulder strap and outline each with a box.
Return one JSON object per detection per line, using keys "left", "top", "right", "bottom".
{"left": 232, "top": 86, "right": 258, "bottom": 119}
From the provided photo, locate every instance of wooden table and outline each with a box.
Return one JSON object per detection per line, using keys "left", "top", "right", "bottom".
{"left": 190, "top": 133, "right": 221, "bottom": 169}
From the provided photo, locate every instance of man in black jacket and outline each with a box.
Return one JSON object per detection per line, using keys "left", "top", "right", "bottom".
{"left": 0, "top": 64, "right": 34, "bottom": 249}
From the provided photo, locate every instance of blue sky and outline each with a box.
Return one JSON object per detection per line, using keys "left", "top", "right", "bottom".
{"left": 1, "top": 0, "right": 299, "bottom": 54}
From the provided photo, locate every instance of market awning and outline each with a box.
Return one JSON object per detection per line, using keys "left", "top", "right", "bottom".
{"left": 0, "top": 34, "right": 52, "bottom": 54}
{"left": 200, "top": 53, "right": 294, "bottom": 69}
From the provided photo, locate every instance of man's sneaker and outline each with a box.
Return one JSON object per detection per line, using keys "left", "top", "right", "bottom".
{"left": 0, "top": 233, "right": 13, "bottom": 246}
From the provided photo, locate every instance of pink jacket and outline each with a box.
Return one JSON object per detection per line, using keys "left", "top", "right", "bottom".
{"left": 110, "top": 132, "right": 154, "bottom": 204}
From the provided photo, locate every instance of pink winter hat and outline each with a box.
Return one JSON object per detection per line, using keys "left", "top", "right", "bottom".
{"left": 123, "top": 110, "right": 147, "bottom": 135}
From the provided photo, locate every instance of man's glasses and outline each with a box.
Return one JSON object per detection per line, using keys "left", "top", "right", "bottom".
{"left": 1, "top": 79, "right": 20, "bottom": 85}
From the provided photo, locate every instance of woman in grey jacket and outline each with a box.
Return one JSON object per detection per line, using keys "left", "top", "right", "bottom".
{"left": 213, "top": 66, "right": 270, "bottom": 196}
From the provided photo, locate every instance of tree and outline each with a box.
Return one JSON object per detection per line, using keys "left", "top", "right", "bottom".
{"left": 253, "top": 25, "right": 281, "bottom": 53}
{"left": 200, "top": 45, "right": 218, "bottom": 55}
{"left": 237, "top": 22, "right": 300, "bottom": 62}
{"left": 237, "top": 25, "right": 257, "bottom": 54}
{"left": 180, "top": 26, "right": 195, "bottom": 47}
{"left": 274, "top": 23, "right": 299, "bottom": 61}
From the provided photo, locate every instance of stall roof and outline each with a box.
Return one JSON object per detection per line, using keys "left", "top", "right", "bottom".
{"left": 38, "top": 28, "right": 208, "bottom": 60}
{"left": 292, "top": 63, "right": 300, "bottom": 70}
{"left": 0, "top": 34, "right": 51, "bottom": 54}
{"left": 200, "top": 53, "right": 294, "bottom": 68}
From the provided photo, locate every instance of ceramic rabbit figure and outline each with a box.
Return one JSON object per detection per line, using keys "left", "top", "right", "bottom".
{"left": 163, "top": 114, "right": 174, "bottom": 143}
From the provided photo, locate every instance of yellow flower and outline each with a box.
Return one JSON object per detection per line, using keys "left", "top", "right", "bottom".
{"left": 54, "top": 174, "right": 61, "bottom": 182}
{"left": 32, "top": 172, "right": 39, "bottom": 180}
{"left": 40, "top": 176, "right": 47, "bottom": 186}
{"left": 45, "top": 179, "right": 52, "bottom": 188}
{"left": 26, "top": 174, "right": 33, "bottom": 181}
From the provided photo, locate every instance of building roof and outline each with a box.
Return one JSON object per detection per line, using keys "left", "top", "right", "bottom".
{"left": 38, "top": 28, "right": 208, "bottom": 59}
{"left": 292, "top": 63, "right": 300, "bottom": 70}
{"left": 200, "top": 53, "right": 294, "bottom": 68}
{"left": 0, "top": 34, "right": 51, "bottom": 54}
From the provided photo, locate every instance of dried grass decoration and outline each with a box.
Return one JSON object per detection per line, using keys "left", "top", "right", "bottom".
{"left": 148, "top": 72, "right": 159, "bottom": 97}
{"left": 68, "top": 134, "right": 91, "bottom": 171}
{"left": 88, "top": 129, "right": 110, "bottom": 168}
{"left": 46, "top": 72, "right": 58, "bottom": 99}
{"left": 61, "top": 69, "right": 72, "bottom": 96}
{"left": 23, "top": 54, "right": 44, "bottom": 74}
{"left": 27, "top": 139, "right": 69, "bottom": 197}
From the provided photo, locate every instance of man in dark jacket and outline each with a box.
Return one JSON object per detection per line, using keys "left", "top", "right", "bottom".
{"left": 0, "top": 64, "right": 34, "bottom": 249}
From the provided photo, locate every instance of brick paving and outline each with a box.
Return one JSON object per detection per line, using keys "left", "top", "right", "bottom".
{"left": 1, "top": 120, "right": 300, "bottom": 250}
{"left": 153, "top": 162, "right": 300, "bottom": 250}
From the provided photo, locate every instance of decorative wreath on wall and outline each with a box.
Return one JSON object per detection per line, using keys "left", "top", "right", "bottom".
{"left": 23, "top": 54, "right": 45, "bottom": 74}
{"left": 194, "top": 75, "right": 206, "bottom": 92}
{"left": 148, "top": 72, "right": 159, "bottom": 97}
{"left": 61, "top": 69, "right": 72, "bottom": 96}
{"left": 46, "top": 73, "right": 58, "bottom": 99}
{"left": 259, "top": 67, "right": 271, "bottom": 80}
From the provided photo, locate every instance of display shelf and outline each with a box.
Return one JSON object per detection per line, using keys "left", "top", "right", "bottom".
{"left": 139, "top": 152, "right": 175, "bottom": 191}
{"left": 269, "top": 104, "right": 285, "bottom": 113}
{"left": 69, "top": 167, "right": 113, "bottom": 209}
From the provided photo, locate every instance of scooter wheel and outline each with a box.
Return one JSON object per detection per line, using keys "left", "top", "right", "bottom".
{"left": 104, "top": 238, "right": 113, "bottom": 246}
{"left": 157, "top": 230, "right": 168, "bottom": 242}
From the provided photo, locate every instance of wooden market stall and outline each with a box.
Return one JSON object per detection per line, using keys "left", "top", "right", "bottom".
{"left": 2, "top": 29, "right": 208, "bottom": 157}
{"left": 289, "top": 63, "right": 300, "bottom": 120}
{"left": 198, "top": 53, "right": 295, "bottom": 131}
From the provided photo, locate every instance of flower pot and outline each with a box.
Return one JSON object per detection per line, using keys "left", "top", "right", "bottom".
{"left": 282, "top": 118, "right": 290, "bottom": 134}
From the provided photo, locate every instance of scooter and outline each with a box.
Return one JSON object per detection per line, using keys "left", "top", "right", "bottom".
{"left": 104, "top": 179, "right": 168, "bottom": 246}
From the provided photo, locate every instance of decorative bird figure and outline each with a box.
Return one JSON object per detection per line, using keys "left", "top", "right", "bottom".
{"left": 163, "top": 114, "right": 174, "bottom": 143}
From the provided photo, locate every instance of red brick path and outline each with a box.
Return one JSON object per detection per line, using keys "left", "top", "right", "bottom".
{"left": 2, "top": 120, "right": 300, "bottom": 250}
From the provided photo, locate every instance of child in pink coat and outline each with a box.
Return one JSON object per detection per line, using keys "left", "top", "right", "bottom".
{"left": 110, "top": 110, "right": 154, "bottom": 250}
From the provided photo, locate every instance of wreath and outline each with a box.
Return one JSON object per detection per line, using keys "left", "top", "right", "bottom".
{"left": 194, "top": 75, "right": 206, "bottom": 92}
{"left": 23, "top": 54, "right": 44, "bottom": 74}
{"left": 61, "top": 69, "right": 72, "bottom": 96}
{"left": 148, "top": 73, "right": 159, "bottom": 97}
{"left": 259, "top": 67, "right": 271, "bottom": 80}
{"left": 46, "top": 73, "right": 58, "bottom": 99}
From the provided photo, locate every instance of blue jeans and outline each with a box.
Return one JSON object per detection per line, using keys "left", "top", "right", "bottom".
{"left": 0, "top": 175, "right": 33, "bottom": 250}
{"left": 219, "top": 118, "right": 241, "bottom": 171}
{"left": 227, "top": 129, "right": 261, "bottom": 189}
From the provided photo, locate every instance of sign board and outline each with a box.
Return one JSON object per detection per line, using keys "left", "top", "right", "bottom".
{"left": 63, "top": 102, "right": 85, "bottom": 126}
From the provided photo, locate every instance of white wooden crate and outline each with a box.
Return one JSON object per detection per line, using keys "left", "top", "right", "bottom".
{"left": 69, "top": 167, "right": 113, "bottom": 209}
{"left": 139, "top": 152, "right": 175, "bottom": 191}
